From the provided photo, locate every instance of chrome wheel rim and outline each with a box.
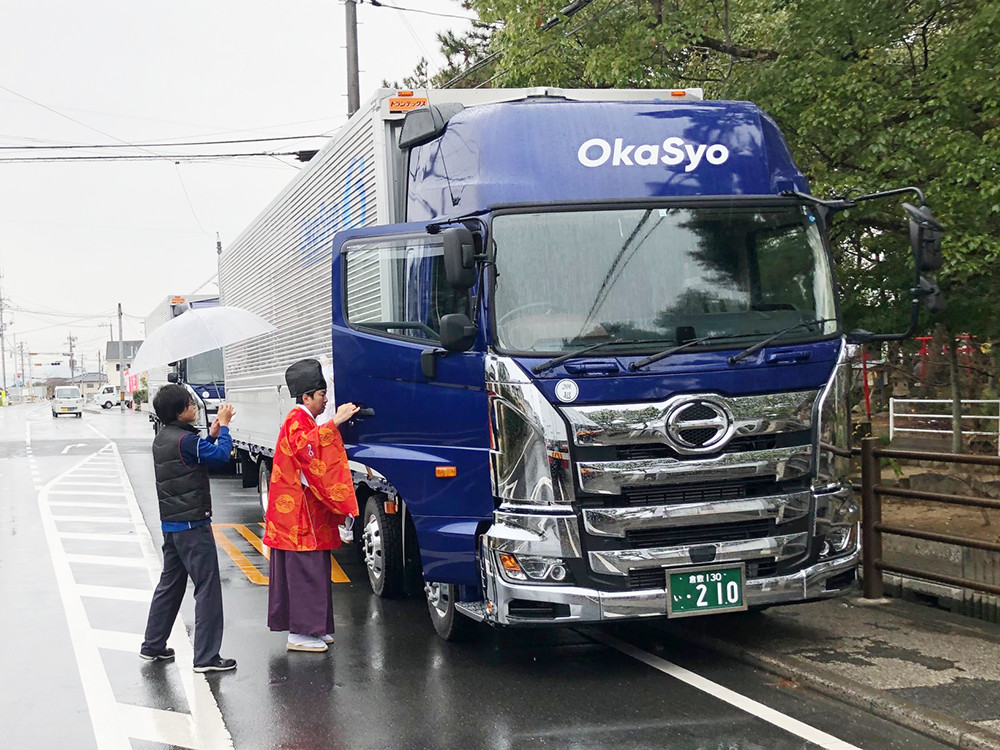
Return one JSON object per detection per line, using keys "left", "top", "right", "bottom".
{"left": 259, "top": 465, "right": 269, "bottom": 516}
{"left": 424, "top": 581, "right": 450, "bottom": 620}
{"left": 363, "top": 513, "right": 384, "bottom": 585}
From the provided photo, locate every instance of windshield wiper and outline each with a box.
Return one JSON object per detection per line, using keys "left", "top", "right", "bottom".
{"left": 532, "top": 338, "right": 673, "bottom": 375}
{"left": 628, "top": 332, "right": 766, "bottom": 372}
{"left": 727, "top": 318, "right": 836, "bottom": 365}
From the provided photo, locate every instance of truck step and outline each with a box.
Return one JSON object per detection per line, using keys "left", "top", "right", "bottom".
{"left": 455, "top": 601, "right": 489, "bottom": 622}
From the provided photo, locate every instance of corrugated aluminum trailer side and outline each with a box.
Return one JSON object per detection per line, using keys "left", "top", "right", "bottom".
{"left": 220, "top": 91, "right": 405, "bottom": 461}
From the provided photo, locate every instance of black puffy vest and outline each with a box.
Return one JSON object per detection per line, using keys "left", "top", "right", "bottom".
{"left": 152, "top": 422, "right": 212, "bottom": 522}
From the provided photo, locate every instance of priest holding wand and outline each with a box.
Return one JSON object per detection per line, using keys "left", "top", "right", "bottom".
{"left": 263, "top": 358, "right": 360, "bottom": 653}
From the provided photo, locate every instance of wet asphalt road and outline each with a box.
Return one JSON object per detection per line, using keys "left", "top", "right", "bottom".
{"left": 0, "top": 402, "right": 954, "bottom": 750}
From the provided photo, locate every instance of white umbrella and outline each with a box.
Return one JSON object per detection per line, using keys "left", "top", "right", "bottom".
{"left": 130, "top": 305, "right": 276, "bottom": 374}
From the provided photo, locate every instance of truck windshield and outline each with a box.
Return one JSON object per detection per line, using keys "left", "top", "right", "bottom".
{"left": 186, "top": 348, "right": 224, "bottom": 385}
{"left": 491, "top": 205, "right": 837, "bottom": 355}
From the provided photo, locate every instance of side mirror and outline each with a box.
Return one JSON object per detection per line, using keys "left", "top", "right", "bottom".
{"left": 439, "top": 313, "right": 477, "bottom": 352}
{"left": 904, "top": 203, "right": 944, "bottom": 272}
{"left": 167, "top": 372, "right": 179, "bottom": 383}
{"left": 442, "top": 226, "right": 477, "bottom": 289}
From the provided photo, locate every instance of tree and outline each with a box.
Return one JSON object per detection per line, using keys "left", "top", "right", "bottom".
{"left": 421, "top": 0, "right": 999, "bottom": 347}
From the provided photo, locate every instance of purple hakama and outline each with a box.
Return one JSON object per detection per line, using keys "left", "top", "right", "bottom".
{"left": 267, "top": 548, "right": 335, "bottom": 637}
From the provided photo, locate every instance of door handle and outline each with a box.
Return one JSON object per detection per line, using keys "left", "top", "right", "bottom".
{"left": 355, "top": 407, "right": 375, "bottom": 418}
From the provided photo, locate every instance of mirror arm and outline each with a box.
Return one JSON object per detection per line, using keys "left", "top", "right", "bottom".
{"left": 782, "top": 186, "right": 927, "bottom": 214}
{"left": 421, "top": 348, "right": 448, "bottom": 379}
{"left": 846, "top": 292, "right": 922, "bottom": 344}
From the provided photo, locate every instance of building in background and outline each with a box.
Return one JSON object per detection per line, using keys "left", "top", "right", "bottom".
{"left": 105, "top": 340, "right": 142, "bottom": 385}
{"left": 69, "top": 371, "right": 108, "bottom": 399}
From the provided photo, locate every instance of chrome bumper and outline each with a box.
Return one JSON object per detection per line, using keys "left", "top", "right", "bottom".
{"left": 478, "top": 489, "right": 858, "bottom": 626}
{"left": 479, "top": 547, "right": 858, "bottom": 626}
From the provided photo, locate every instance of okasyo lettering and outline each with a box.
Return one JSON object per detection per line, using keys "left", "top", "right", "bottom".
{"left": 578, "top": 137, "right": 730, "bottom": 172}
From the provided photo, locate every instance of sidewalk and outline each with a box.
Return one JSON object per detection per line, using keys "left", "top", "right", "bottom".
{"left": 667, "top": 594, "right": 1000, "bottom": 749}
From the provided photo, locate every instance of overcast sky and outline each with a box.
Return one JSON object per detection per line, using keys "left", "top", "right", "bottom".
{"left": 0, "top": 0, "right": 473, "bottom": 383}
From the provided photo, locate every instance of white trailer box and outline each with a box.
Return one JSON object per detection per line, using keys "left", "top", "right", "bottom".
{"left": 219, "top": 88, "right": 684, "bottom": 461}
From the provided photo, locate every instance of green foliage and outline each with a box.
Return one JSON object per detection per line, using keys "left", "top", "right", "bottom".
{"left": 415, "top": 0, "right": 1000, "bottom": 343}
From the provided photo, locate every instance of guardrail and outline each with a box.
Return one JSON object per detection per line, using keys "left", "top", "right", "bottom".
{"left": 889, "top": 398, "right": 1000, "bottom": 455}
{"left": 858, "top": 436, "right": 1000, "bottom": 603}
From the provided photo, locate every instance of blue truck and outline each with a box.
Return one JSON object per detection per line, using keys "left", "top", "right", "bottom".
{"left": 221, "top": 88, "right": 942, "bottom": 639}
{"left": 144, "top": 294, "right": 226, "bottom": 435}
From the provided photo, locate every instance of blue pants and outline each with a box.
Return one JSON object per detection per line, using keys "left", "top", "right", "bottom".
{"left": 142, "top": 524, "right": 224, "bottom": 667}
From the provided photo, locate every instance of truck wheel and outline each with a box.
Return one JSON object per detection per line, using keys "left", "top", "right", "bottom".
{"left": 362, "top": 495, "right": 403, "bottom": 598}
{"left": 240, "top": 453, "right": 258, "bottom": 489}
{"left": 425, "top": 581, "right": 477, "bottom": 641}
{"left": 258, "top": 458, "right": 272, "bottom": 517}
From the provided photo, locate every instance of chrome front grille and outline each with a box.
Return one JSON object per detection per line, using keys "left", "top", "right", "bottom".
{"left": 624, "top": 519, "right": 772, "bottom": 548}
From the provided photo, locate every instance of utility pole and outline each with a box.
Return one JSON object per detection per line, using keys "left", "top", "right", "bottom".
{"left": 345, "top": 0, "right": 360, "bottom": 117}
{"left": 0, "top": 284, "right": 8, "bottom": 395}
{"left": 118, "top": 303, "right": 125, "bottom": 411}
{"left": 19, "top": 342, "right": 26, "bottom": 396}
{"left": 67, "top": 333, "right": 77, "bottom": 383}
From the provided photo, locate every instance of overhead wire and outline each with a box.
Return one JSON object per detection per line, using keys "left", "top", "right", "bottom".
{"left": 0, "top": 134, "right": 329, "bottom": 151}
{"left": 0, "top": 151, "right": 308, "bottom": 164}
{"left": 364, "top": 1, "right": 478, "bottom": 22}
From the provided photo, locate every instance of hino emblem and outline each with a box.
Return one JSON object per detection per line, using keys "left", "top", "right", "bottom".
{"left": 664, "top": 398, "right": 733, "bottom": 453}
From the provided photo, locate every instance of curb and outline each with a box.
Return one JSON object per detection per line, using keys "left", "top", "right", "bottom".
{"left": 674, "top": 628, "right": 1000, "bottom": 750}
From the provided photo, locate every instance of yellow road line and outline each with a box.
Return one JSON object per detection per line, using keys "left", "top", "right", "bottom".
{"left": 235, "top": 523, "right": 270, "bottom": 560}
{"left": 213, "top": 523, "right": 350, "bottom": 585}
{"left": 211, "top": 525, "right": 268, "bottom": 585}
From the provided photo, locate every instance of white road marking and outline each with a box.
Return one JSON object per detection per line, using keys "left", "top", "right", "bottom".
{"left": 592, "top": 631, "right": 861, "bottom": 750}
{"left": 53, "top": 515, "right": 134, "bottom": 524}
{"left": 49, "top": 490, "right": 125, "bottom": 497}
{"left": 30, "top": 419, "right": 234, "bottom": 750}
{"left": 92, "top": 629, "right": 144, "bottom": 652}
{"left": 77, "top": 584, "right": 152, "bottom": 602}
{"left": 59, "top": 532, "right": 140, "bottom": 542}
{"left": 119, "top": 703, "right": 200, "bottom": 748}
{"left": 50, "top": 502, "right": 128, "bottom": 509}
{"left": 66, "top": 554, "right": 146, "bottom": 568}
{"left": 62, "top": 443, "right": 87, "bottom": 453}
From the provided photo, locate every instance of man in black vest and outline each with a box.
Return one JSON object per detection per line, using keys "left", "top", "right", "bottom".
{"left": 140, "top": 384, "right": 237, "bottom": 673}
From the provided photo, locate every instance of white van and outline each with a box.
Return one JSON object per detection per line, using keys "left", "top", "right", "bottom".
{"left": 53, "top": 386, "right": 84, "bottom": 418}
{"left": 93, "top": 385, "right": 120, "bottom": 409}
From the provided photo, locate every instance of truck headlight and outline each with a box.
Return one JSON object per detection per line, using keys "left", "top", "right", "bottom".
{"left": 820, "top": 525, "right": 858, "bottom": 558}
{"left": 490, "top": 392, "right": 574, "bottom": 506}
{"left": 816, "top": 486, "right": 860, "bottom": 560}
{"left": 497, "top": 553, "right": 573, "bottom": 584}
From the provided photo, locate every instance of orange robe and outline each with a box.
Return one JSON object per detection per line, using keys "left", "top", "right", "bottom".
{"left": 263, "top": 406, "right": 358, "bottom": 552}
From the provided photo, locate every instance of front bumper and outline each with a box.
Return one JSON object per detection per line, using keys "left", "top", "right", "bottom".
{"left": 479, "top": 545, "right": 858, "bottom": 625}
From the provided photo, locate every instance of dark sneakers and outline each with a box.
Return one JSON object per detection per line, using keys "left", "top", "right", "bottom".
{"left": 193, "top": 657, "right": 237, "bottom": 673}
{"left": 139, "top": 647, "right": 175, "bottom": 662}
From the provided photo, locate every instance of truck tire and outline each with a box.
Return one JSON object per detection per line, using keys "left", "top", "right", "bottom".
{"left": 425, "top": 581, "right": 477, "bottom": 641}
{"left": 240, "top": 453, "right": 258, "bottom": 489}
{"left": 362, "top": 494, "right": 403, "bottom": 598}
{"left": 258, "top": 458, "right": 272, "bottom": 517}
{"left": 101, "top": 401, "right": 113, "bottom": 409}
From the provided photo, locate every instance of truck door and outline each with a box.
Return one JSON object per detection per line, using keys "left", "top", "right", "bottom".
{"left": 331, "top": 223, "right": 492, "bottom": 584}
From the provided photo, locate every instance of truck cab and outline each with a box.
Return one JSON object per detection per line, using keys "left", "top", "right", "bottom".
{"left": 221, "top": 88, "right": 942, "bottom": 640}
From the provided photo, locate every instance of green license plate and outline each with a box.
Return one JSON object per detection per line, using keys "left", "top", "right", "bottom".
{"left": 667, "top": 563, "right": 747, "bottom": 617}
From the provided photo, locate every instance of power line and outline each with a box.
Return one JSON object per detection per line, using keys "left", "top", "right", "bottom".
{"left": 364, "top": 1, "right": 478, "bottom": 22}
{"left": 0, "top": 151, "right": 309, "bottom": 164}
{"left": 0, "top": 134, "right": 329, "bottom": 151}
{"left": 473, "top": 0, "right": 623, "bottom": 89}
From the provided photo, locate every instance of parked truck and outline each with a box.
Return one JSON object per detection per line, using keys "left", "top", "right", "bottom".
{"left": 220, "top": 88, "right": 943, "bottom": 639}
{"left": 144, "top": 294, "right": 226, "bottom": 434}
